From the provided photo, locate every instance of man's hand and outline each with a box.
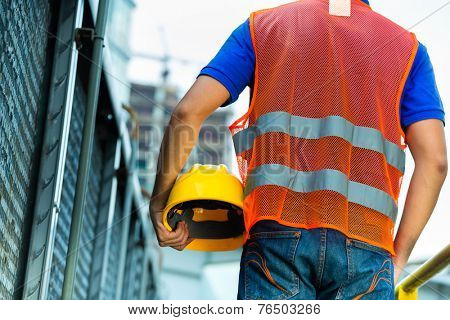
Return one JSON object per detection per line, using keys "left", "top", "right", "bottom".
{"left": 150, "top": 203, "right": 192, "bottom": 251}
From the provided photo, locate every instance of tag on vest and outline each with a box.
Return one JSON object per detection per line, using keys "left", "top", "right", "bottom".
{"left": 329, "top": 0, "right": 351, "bottom": 17}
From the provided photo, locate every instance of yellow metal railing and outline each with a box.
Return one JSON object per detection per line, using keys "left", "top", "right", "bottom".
{"left": 395, "top": 244, "right": 450, "bottom": 300}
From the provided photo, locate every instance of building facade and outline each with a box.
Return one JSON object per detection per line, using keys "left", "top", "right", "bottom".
{"left": 0, "top": 0, "right": 159, "bottom": 300}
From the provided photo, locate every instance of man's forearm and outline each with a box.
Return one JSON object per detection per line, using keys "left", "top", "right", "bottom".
{"left": 394, "top": 162, "right": 447, "bottom": 265}
{"left": 150, "top": 76, "right": 230, "bottom": 214}
{"left": 151, "top": 114, "right": 201, "bottom": 211}
{"left": 148, "top": 77, "right": 229, "bottom": 250}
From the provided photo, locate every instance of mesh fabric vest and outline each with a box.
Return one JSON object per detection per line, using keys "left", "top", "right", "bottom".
{"left": 229, "top": 0, "right": 418, "bottom": 254}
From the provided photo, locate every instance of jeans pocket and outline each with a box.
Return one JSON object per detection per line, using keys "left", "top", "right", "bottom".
{"left": 241, "top": 230, "right": 301, "bottom": 300}
{"left": 340, "top": 239, "right": 394, "bottom": 300}
{"left": 349, "top": 239, "right": 392, "bottom": 257}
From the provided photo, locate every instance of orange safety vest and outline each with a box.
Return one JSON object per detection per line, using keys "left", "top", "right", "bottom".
{"left": 229, "top": 0, "right": 418, "bottom": 255}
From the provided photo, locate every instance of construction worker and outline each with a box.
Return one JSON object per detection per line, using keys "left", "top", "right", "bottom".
{"left": 150, "top": 0, "right": 447, "bottom": 300}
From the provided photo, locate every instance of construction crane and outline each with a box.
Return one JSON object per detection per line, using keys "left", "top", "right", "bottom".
{"left": 133, "top": 26, "right": 205, "bottom": 84}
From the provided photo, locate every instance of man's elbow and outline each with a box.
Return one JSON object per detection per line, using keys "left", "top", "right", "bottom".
{"left": 171, "top": 103, "right": 201, "bottom": 124}
{"left": 415, "top": 151, "right": 448, "bottom": 181}
{"left": 437, "top": 156, "right": 448, "bottom": 178}
{"left": 431, "top": 154, "right": 448, "bottom": 179}
{"left": 172, "top": 104, "right": 190, "bottom": 121}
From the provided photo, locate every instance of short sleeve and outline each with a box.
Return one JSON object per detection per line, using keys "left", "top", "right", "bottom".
{"left": 198, "top": 20, "right": 255, "bottom": 107}
{"left": 400, "top": 42, "right": 445, "bottom": 128}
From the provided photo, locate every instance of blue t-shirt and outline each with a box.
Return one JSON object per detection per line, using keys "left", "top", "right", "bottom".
{"left": 199, "top": 1, "right": 444, "bottom": 128}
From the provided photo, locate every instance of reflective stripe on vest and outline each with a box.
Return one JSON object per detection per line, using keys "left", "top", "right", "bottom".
{"left": 245, "top": 164, "right": 398, "bottom": 222}
{"left": 233, "top": 112, "right": 406, "bottom": 173}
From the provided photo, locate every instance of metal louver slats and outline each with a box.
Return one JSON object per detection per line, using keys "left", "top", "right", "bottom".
{"left": 88, "top": 140, "right": 121, "bottom": 300}
{"left": 0, "top": 0, "right": 52, "bottom": 300}
{"left": 22, "top": 0, "right": 83, "bottom": 300}
{"left": 47, "top": 79, "right": 105, "bottom": 300}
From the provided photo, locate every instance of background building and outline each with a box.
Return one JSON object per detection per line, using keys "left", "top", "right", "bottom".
{"left": 129, "top": 83, "right": 178, "bottom": 192}
{"left": 130, "top": 82, "right": 234, "bottom": 190}
{"left": 187, "top": 108, "right": 235, "bottom": 171}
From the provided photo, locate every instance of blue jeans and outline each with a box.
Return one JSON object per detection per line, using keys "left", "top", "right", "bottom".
{"left": 237, "top": 220, "right": 395, "bottom": 300}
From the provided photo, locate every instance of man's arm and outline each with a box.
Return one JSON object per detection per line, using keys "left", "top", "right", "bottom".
{"left": 149, "top": 76, "right": 230, "bottom": 251}
{"left": 393, "top": 119, "right": 447, "bottom": 283}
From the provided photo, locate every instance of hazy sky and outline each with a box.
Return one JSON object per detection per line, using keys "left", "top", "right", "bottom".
{"left": 129, "top": 0, "right": 450, "bottom": 261}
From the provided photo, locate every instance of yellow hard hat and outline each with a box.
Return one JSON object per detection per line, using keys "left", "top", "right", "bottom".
{"left": 163, "top": 164, "right": 245, "bottom": 252}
